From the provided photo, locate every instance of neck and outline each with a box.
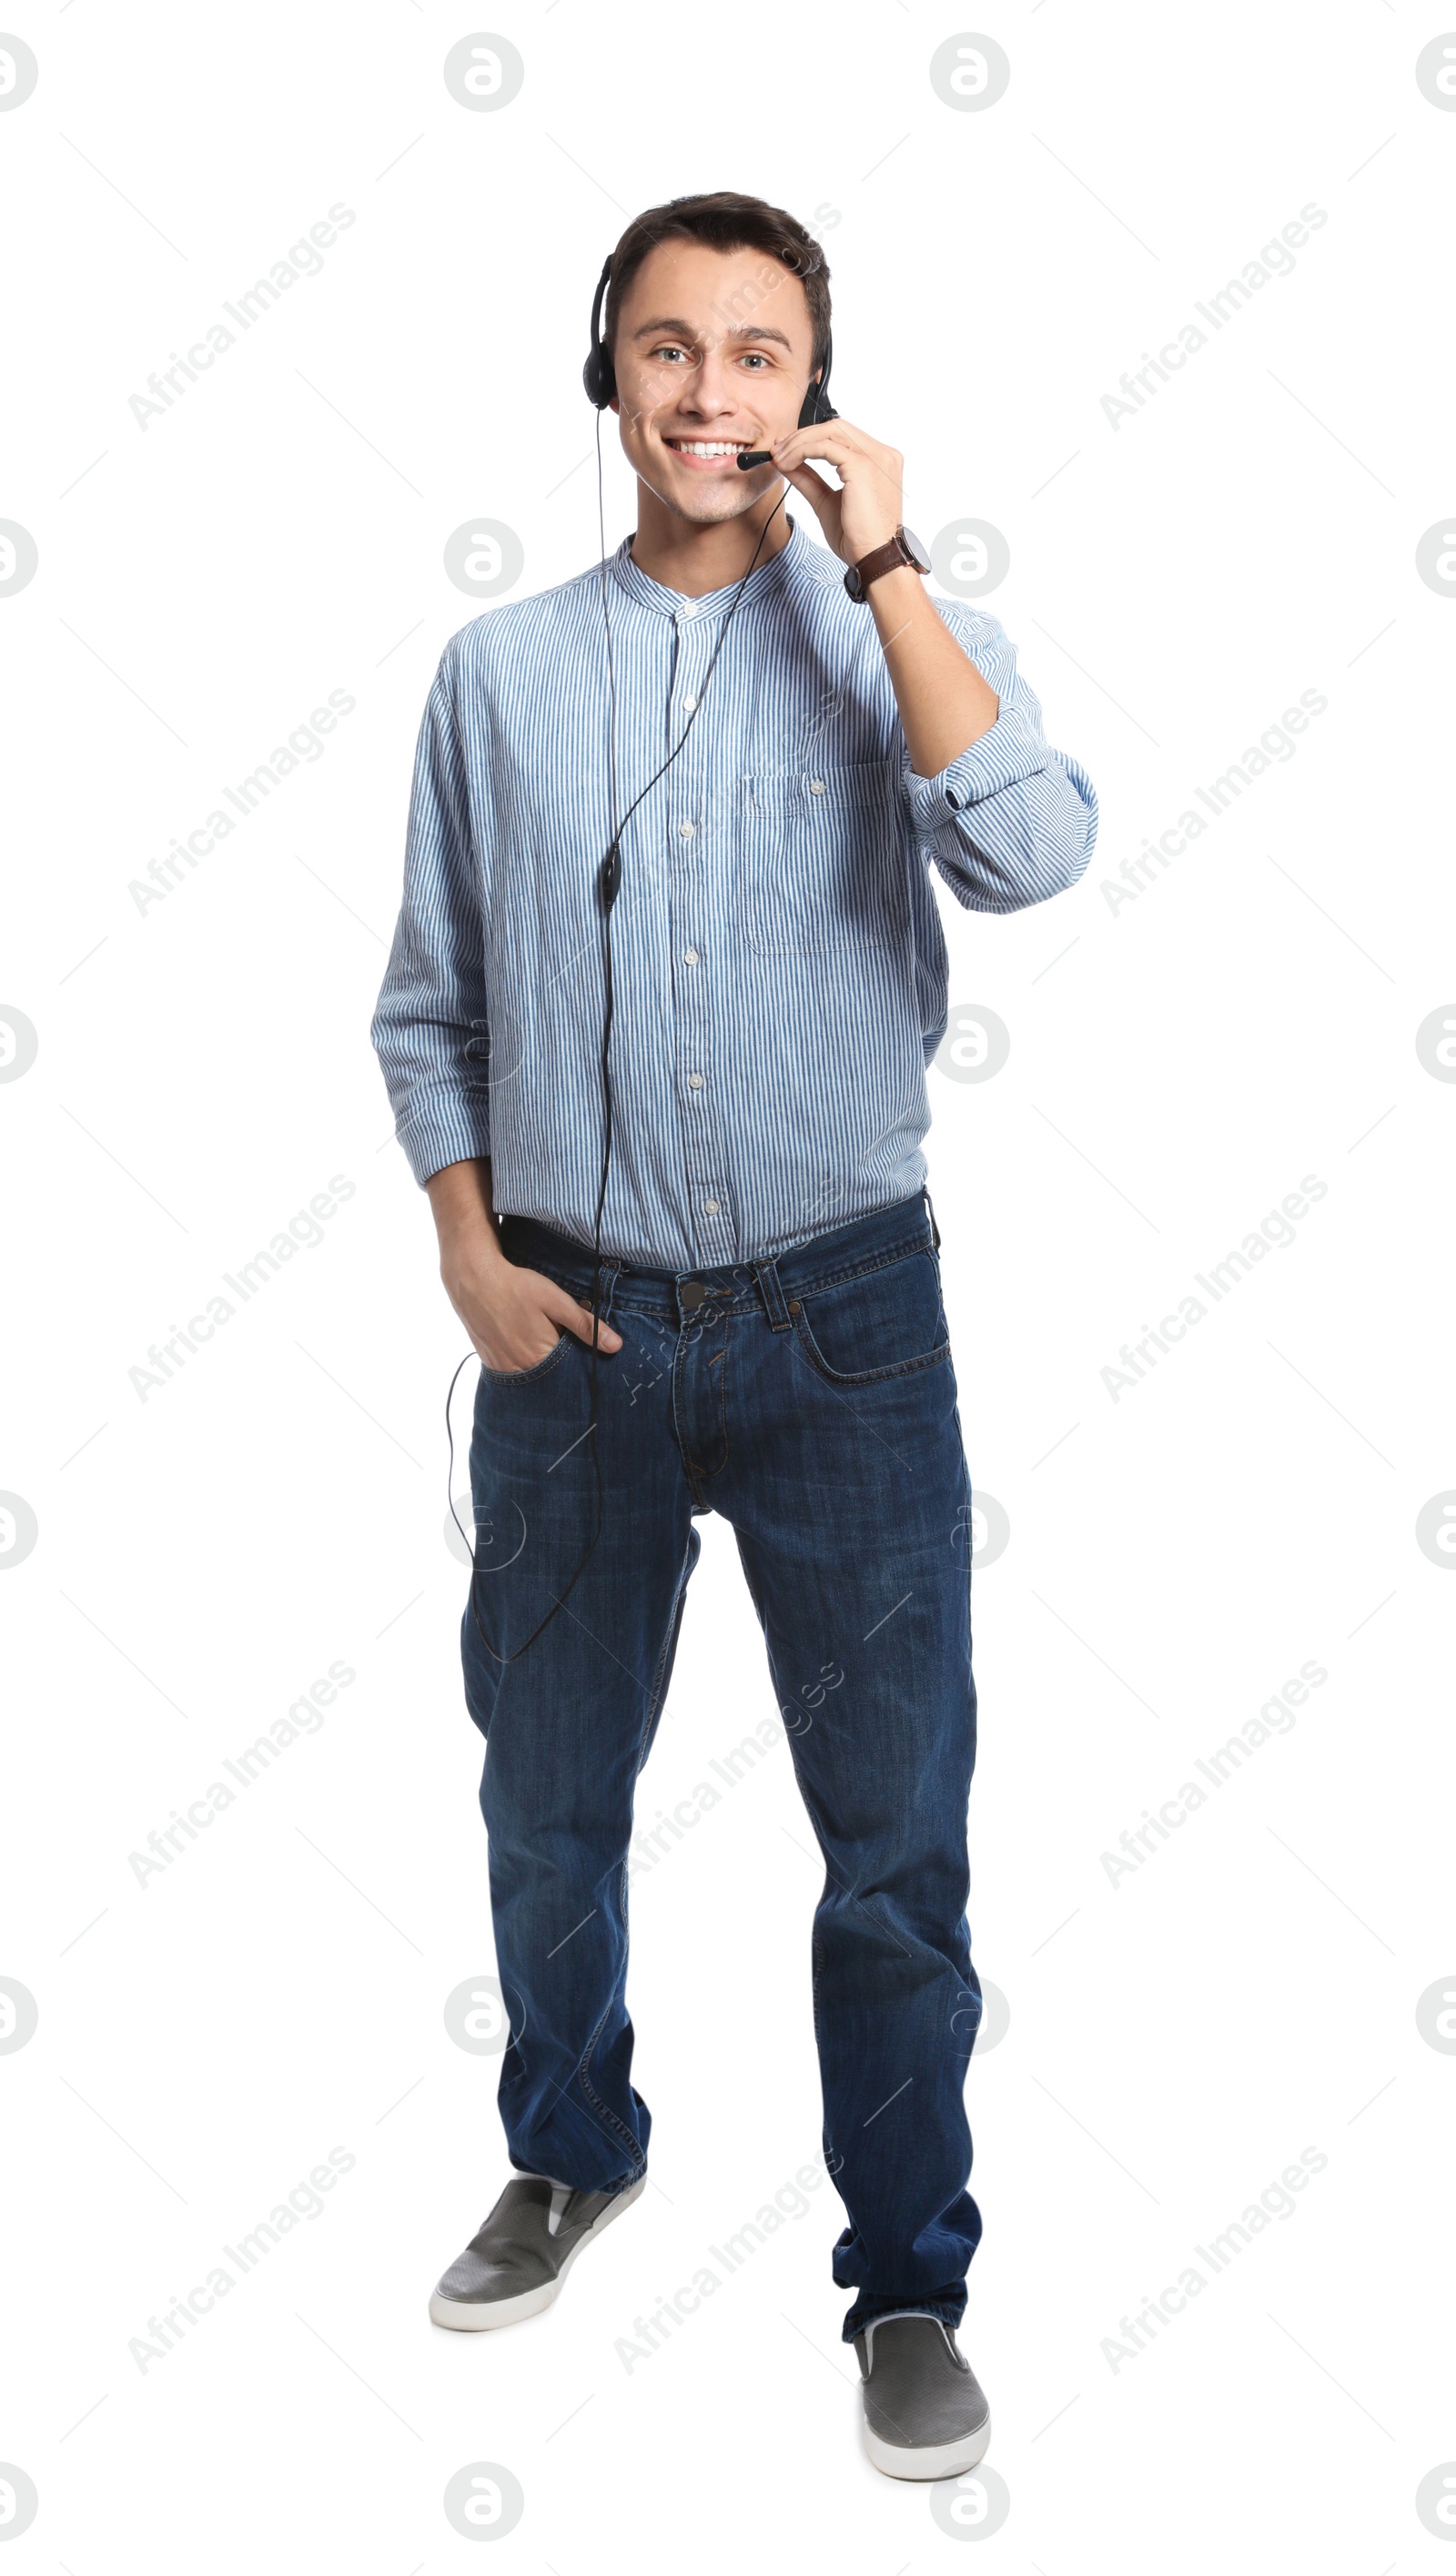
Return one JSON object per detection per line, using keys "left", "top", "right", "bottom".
{"left": 629, "top": 482, "right": 792, "bottom": 597}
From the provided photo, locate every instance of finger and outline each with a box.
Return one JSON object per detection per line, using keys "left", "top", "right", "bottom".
{"left": 772, "top": 422, "right": 868, "bottom": 469}
{"left": 550, "top": 1286, "right": 622, "bottom": 1353}
{"left": 774, "top": 429, "right": 902, "bottom": 497}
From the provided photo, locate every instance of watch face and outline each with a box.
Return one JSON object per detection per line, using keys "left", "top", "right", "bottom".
{"left": 900, "top": 525, "right": 931, "bottom": 575}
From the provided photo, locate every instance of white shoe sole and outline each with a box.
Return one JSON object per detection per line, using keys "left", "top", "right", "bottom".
{"left": 428, "top": 2172, "right": 647, "bottom": 2332}
{"left": 864, "top": 2409, "right": 993, "bottom": 2480}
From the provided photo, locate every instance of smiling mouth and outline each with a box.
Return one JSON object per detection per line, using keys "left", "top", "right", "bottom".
{"left": 663, "top": 437, "right": 753, "bottom": 467}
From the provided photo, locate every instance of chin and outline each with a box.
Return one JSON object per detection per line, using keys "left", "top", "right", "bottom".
{"left": 679, "top": 489, "right": 754, "bottom": 524}
{"left": 649, "top": 474, "right": 755, "bottom": 526}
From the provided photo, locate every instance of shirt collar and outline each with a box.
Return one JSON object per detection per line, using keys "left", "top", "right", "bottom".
{"left": 609, "top": 512, "right": 805, "bottom": 619}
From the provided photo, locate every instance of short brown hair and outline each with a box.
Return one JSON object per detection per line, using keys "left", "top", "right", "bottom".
{"left": 603, "top": 190, "right": 832, "bottom": 380}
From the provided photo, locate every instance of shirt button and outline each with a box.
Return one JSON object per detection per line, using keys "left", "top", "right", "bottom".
{"left": 683, "top": 946, "right": 699, "bottom": 965}
{"left": 680, "top": 819, "right": 695, "bottom": 837}
{"left": 809, "top": 777, "right": 826, "bottom": 794}
{"left": 683, "top": 694, "right": 697, "bottom": 711}
{"left": 687, "top": 1072, "right": 703, "bottom": 1090}
{"left": 703, "top": 1198, "right": 720, "bottom": 1215}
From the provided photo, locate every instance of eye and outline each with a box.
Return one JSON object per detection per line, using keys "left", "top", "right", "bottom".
{"left": 650, "top": 342, "right": 692, "bottom": 366}
{"left": 739, "top": 351, "right": 769, "bottom": 369}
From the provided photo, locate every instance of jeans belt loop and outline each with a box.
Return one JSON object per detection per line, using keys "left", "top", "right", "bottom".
{"left": 922, "top": 1183, "right": 942, "bottom": 1252}
{"left": 753, "top": 1254, "right": 794, "bottom": 1332}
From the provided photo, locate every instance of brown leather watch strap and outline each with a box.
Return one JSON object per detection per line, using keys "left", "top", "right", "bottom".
{"left": 844, "top": 528, "right": 927, "bottom": 602}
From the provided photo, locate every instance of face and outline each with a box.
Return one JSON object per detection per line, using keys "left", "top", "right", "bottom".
{"left": 610, "top": 238, "right": 818, "bottom": 525}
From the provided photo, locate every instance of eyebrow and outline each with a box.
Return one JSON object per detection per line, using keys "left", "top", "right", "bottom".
{"left": 630, "top": 316, "right": 794, "bottom": 351}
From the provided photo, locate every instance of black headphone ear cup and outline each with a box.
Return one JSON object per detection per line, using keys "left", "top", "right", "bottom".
{"left": 797, "top": 328, "right": 834, "bottom": 431}
{"left": 584, "top": 254, "right": 616, "bottom": 410}
{"left": 583, "top": 349, "right": 615, "bottom": 409}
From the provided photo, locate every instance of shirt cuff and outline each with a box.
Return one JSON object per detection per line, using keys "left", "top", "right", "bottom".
{"left": 394, "top": 1087, "right": 493, "bottom": 1188}
{"left": 906, "top": 703, "right": 1052, "bottom": 833}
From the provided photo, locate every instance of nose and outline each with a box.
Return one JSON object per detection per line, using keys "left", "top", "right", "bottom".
{"left": 675, "top": 343, "right": 743, "bottom": 418}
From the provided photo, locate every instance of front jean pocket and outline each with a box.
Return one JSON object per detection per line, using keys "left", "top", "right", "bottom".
{"left": 791, "top": 1246, "right": 951, "bottom": 1387}
{"left": 476, "top": 1328, "right": 571, "bottom": 1387}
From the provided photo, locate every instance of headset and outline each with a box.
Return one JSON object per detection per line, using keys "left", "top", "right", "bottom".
{"left": 450, "top": 246, "right": 838, "bottom": 1667}
{"left": 581, "top": 249, "right": 837, "bottom": 431}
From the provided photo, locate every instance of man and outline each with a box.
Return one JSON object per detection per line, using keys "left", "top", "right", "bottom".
{"left": 370, "top": 190, "right": 1096, "bottom": 2479}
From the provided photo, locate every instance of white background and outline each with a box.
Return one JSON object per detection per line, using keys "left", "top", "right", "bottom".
{"left": 3, "top": 0, "right": 1454, "bottom": 2566}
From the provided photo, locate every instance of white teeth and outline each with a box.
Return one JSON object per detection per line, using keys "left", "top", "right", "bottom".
{"left": 670, "top": 440, "right": 746, "bottom": 458}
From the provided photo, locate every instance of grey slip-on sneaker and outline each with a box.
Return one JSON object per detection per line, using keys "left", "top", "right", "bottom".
{"left": 429, "top": 2172, "right": 647, "bottom": 2330}
{"left": 854, "top": 2311, "right": 993, "bottom": 2480}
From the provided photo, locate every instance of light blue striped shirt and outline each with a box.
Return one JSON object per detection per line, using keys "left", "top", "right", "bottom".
{"left": 370, "top": 514, "right": 1097, "bottom": 1269}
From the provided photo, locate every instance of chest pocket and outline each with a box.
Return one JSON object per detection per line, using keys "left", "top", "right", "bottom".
{"left": 732, "top": 758, "right": 907, "bottom": 955}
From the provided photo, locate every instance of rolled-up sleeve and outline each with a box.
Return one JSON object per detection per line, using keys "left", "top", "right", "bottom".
{"left": 369, "top": 642, "right": 495, "bottom": 1187}
{"left": 903, "top": 603, "right": 1098, "bottom": 914}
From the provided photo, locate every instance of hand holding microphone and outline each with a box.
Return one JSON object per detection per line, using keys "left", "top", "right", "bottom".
{"left": 738, "top": 416, "right": 909, "bottom": 577}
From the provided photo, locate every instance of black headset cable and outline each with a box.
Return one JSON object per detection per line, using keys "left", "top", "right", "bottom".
{"left": 450, "top": 391, "right": 791, "bottom": 1665}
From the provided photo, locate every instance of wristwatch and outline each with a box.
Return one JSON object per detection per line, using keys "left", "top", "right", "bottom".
{"left": 844, "top": 524, "right": 931, "bottom": 602}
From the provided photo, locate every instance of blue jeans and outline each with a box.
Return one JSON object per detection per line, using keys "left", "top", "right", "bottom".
{"left": 460, "top": 1187, "right": 983, "bottom": 2340}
